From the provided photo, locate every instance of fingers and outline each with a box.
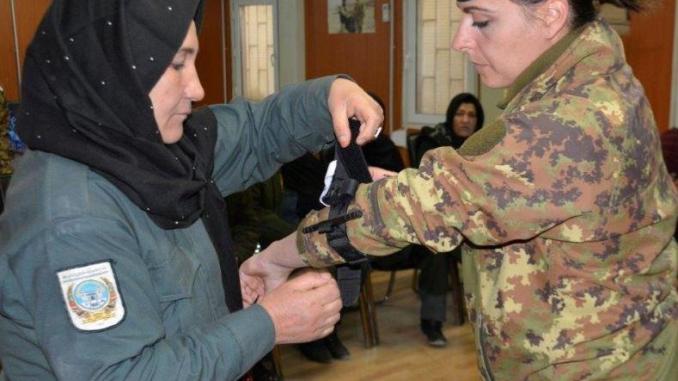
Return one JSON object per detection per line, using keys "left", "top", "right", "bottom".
{"left": 288, "top": 269, "right": 334, "bottom": 290}
{"left": 240, "top": 272, "right": 265, "bottom": 307}
{"left": 258, "top": 269, "right": 342, "bottom": 344}
{"left": 351, "top": 101, "right": 383, "bottom": 146}
{"left": 328, "top": 78, "right": 384, "bottom": 147}
{"left": 310, "top": 295, "right": 341, "bottom": 339}
{"left": 331, "top": 103, "right": 351, "bottom": 148}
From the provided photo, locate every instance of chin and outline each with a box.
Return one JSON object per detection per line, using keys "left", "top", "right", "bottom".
{"left": 160, "top": 124, "right": 184, "bottom": 144}
{"left": 479, "top": 73, "right": 513, "bottom": 89}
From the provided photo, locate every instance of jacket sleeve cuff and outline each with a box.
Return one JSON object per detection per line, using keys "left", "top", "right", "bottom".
{"left": 220, "top": 304, "right": 276, "bottom": 376}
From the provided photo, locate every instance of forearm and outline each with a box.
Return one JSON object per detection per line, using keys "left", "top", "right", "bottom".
{"left": 210, "top": 76, "right": 339, "bottom": 196}
{"left": 259, "top": 232, "right": 308, "bottom": 271}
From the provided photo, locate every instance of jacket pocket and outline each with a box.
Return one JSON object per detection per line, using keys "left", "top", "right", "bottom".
{"left": 147, "top": 246, "right": 200, "bottom": 303}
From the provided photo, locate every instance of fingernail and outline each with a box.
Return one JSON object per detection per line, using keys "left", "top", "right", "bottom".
{"left": 374, "top": 127, "right": 382, "bottom": 138}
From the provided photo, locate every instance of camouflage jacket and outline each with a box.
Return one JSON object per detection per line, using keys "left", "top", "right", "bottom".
{"left": 0, "top": 86, "right": 12, "bottom": 176}
{"left": 298, "top": 20, "right": 677, "bottom": 380}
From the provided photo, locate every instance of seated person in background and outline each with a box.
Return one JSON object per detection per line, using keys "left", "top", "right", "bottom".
{"left": 226, "top": 172, "right": 295, "bottom": 262}
{"left": 413, "top": 92, "right": 485, "bottom": 165}
{"left": 410, "top": 93, "right": 485, "bottom": 346}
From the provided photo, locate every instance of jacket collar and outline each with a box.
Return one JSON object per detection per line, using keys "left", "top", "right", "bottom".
{"left": 497, "top": 19, "right": 623, "bottom": 111}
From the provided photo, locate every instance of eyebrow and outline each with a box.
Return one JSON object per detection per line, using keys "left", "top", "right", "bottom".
{"left": 177, "top": 47, "right": 196, "bottom": 55}
{"left": 460, "top": 6, "right": 493, "bottom": 13}
{"left": 456, "top": 1, "right": 493, "bottom": 14}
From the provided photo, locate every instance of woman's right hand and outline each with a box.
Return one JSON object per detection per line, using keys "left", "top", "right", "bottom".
{"left": 258, "top": 269, "right": 342, "bottom": 344}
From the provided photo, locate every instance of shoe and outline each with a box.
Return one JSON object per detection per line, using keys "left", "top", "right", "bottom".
{"left": 324, "top": 330, "right": 350, "bottom": 360}
{"left": 298, "top": 339, "right": 333, "bottom": 363}
{"left": 420, "top": 319, "right": 448, "bottom": 347}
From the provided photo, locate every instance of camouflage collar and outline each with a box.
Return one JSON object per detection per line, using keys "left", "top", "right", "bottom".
{"left": 497, "top": 23, "right": 587, "bottom": 110}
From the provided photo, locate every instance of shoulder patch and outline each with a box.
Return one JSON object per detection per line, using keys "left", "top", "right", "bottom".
{"left": 57, "top": 261, "right": 125, "bottom": 331}
{"left": 458, "top": 118, "right": 507, "bottom": 157}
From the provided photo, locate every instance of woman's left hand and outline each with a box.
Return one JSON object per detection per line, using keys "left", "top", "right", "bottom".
{"left": 328, "top": 78, "right": 384, "bottom": 148}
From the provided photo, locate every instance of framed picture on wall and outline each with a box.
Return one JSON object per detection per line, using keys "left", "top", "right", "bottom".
{"left": 328, "top": 0, "right": 376, "bottom": 34}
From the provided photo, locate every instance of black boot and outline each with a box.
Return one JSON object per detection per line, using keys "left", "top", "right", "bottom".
{"left": 324, "top": 330, "right": 350, "bottom": 360}
{"left": 298, "top": 338, "right": 333, "bottom": 363}
{"left": 420, "top": 319, "right": 448, "bottom": 347}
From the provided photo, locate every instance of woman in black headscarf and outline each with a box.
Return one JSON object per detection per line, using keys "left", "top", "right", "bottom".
{"left": 0, "top": 1, "right": 382, "bottom": 380}
{"left": 411, "top": 92, "right": 484, "bottom": 167}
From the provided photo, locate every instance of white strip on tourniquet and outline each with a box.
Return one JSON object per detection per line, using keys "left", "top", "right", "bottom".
{"left": 319, "top": 160, "right": 337, "bottom": 207}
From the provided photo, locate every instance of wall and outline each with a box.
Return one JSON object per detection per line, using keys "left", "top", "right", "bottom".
{"left": 622, "top": 0, "right": 675, "bottom": 133}
{"left": 278, "top": 0, "right": 306, "bottom": 89}
{"left": 0, "top": 0, "right": 52, "bottom": 101}
{"left": 0, "top": 0, "right": 231, "bottom": 106}
{"left": 195, "top": 0, "right": 229, "bottom": 106}
{"left": 2, "top": 1, "right": 675, "bottom": 133}
{"left": 304, "top": 0, "right": 402, "bottom": 132}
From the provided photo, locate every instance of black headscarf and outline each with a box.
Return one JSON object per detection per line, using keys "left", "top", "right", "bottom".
{"left": 443, "top": 92, "right": 484, "bottom": 149}
{"left": 17, "top": 0, "right": 243, "bottom": 312}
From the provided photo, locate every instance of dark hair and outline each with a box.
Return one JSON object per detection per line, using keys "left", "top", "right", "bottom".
{"left": 516, "top": 0, "right": 646, "bottom": 29}
{"left": 445, "top": 93, "right": 484, "bottom": 132}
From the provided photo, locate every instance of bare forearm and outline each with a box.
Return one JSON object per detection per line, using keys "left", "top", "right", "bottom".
{"left": 259, "top": 232, "right": 307, "bottom": 271}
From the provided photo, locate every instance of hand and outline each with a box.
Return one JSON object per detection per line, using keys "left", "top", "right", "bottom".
{"left": 328, "top": 78, "right": 384, "bottom": 147}
{"left": 368, "top": 166, "right": 397, "bottom": 181}
{"left": 259, "top": 269, "right": 342, "bottom": 344}
{"left": 239, "top": 233, "right": 307, "bottom": 303}
{"left": 239, "top": 253, "right": 290, "bottom": 302}
{"left": 240, "top": 270, "right": 264, "bottom": 307}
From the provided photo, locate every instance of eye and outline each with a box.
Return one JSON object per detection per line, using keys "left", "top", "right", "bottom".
{"left": 472, "top": 20, "right": 489, "bottom": 29}
{"left": 171, "top": 63, "right": 185, "bottom": 70}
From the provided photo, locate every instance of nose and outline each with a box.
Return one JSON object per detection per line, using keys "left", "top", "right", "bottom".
{"left": 186, "top": 67, "right": 205, "bottom": 102}
{"left": 452, "top": 16, "right": 472, "bottom": 52}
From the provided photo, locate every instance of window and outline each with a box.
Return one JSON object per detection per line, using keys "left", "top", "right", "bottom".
{"left": 403, "top": 0, "right": 476, "bottom": 126}
{"left": 231, "top": 0, "right": 278, "bottom": 100}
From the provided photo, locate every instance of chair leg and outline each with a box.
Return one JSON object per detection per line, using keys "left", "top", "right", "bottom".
{"left": 363, "top": 272, "right": 379, "bottom": 345}
{"left": 374, "top": 270, "right": 397, "bottom": 305}
{"left": 271, "top": 345, "right": 283, "bottom": 378}
{"left": 358, "top": 272, "right": 379, "bottom": 347}
{"left": 411, "top": 268, "right": 419, "bottom": 294}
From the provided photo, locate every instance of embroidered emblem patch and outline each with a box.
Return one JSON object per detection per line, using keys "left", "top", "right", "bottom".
{"left": 57, "top": 261, "right": 125, "bottom": 331}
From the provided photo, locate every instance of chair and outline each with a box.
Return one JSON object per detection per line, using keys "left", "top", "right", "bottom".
{"left": 369, "top": 246, "right": 421, "bottom": 304}
{"left": 406, "top": 128, "right": 422, "bottom": 168}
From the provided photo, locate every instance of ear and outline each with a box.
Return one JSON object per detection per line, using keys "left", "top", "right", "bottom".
{"left": 535, "top": 0, "right": 570, "bottom": 40}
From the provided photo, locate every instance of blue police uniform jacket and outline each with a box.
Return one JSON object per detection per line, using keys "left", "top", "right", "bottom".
{"left": 0, "top": 77, "right": 338, "bottom": 381}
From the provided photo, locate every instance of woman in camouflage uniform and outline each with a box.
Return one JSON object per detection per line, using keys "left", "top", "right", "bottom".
{"left": 242, "top": 0, "right": 677, "bottom": 379}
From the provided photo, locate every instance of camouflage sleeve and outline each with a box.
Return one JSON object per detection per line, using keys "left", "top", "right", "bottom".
{"left": 297, "top": 95, "right": 657, "bottom": 267}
